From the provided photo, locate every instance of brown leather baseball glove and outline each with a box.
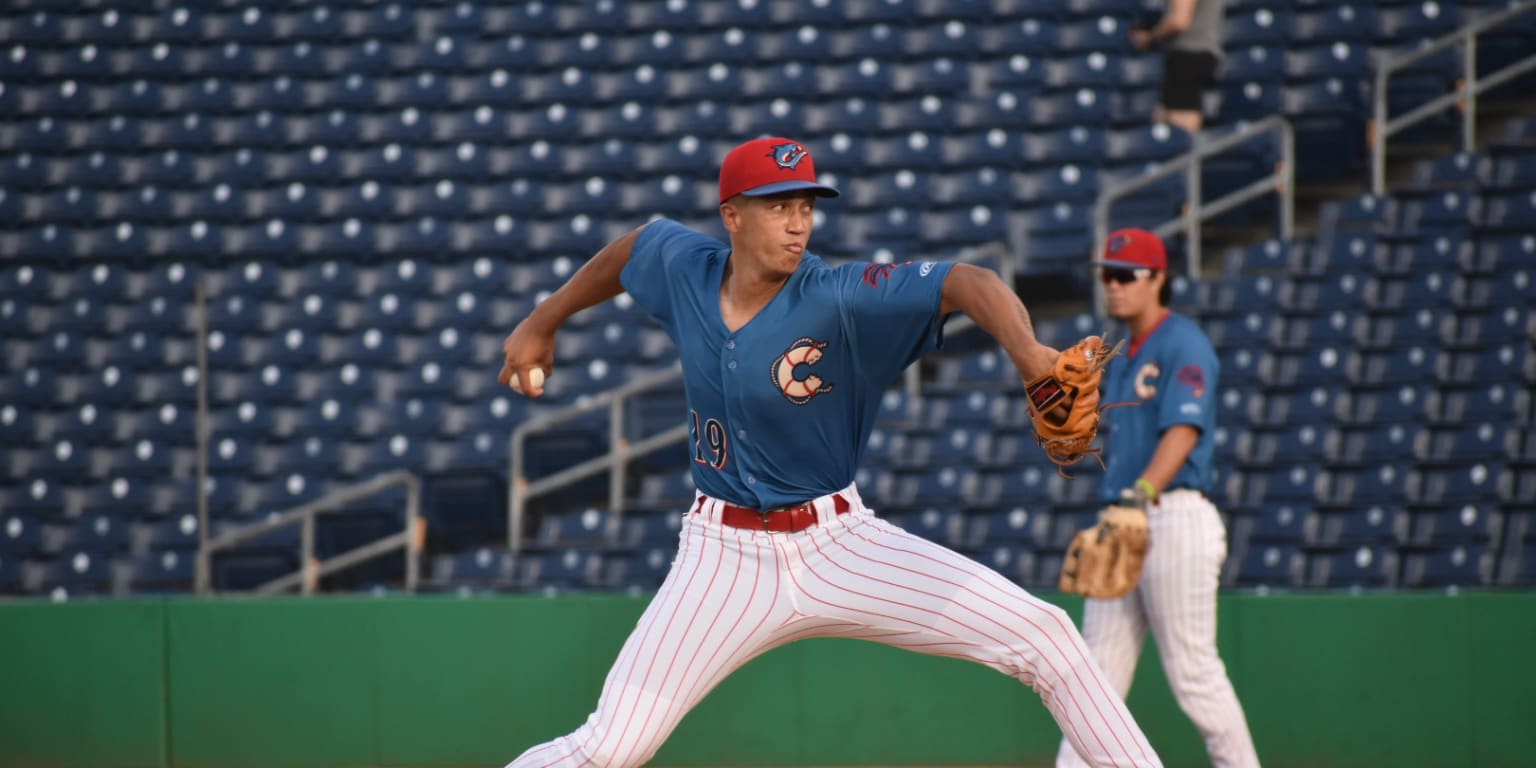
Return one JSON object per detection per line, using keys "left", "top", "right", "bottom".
{"left": 1025, "top": 335, "right": 1128, "bottom": 476}
{"left": 1058, "top": 505, "right": 1150, "bottom": 599}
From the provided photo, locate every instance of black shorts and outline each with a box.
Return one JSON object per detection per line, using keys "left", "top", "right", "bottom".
{"left": 1160, "top": 50, "right": 1220, "bottom": 112}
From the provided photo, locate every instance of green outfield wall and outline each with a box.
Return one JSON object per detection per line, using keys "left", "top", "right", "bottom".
{"left": 1, "top": 592, "right": 1532, "bottom": 768}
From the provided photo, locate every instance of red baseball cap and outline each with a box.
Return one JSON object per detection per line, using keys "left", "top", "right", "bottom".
{"left": 1099, "top": 227, "right": 1167, "bottom": 270}
{"left": 718, "top": 137, "right": 841, "bottom": 203}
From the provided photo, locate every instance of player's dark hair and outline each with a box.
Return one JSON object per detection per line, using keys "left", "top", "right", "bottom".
{"left": 1157, "top": 271, "right": 1171, "bottom": 306}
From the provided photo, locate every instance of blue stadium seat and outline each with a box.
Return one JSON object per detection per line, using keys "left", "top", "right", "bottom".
{"left": 973, "top": 544, "right": 1037, "bottom": 586}
{"left": 534, "top": 508, "right": 620, "bottom": 550}
{"left": 1441, "top": 306, "right": 1534, "bottom": 348}
{"left": 0, "top": 514, "right": 43, "bottom": 556}
{"left": 1375, "top": 2, "right": 1463, "bottom": 41}
{"left": 1230, "top": 464, "right": 1321, "bottom": 507}
{"left": 883, "top": 507, "right": 966, "bottom": 548}
{"left": 961, "top": 506, "right": 1042, "bottom": 549}
{"left": 1305, "top": 545, "right": 1397, "bottom": 588}
{"left": 620, "top": 509, "right": 685, "bottom": 549}
{"left": 1227, "top": 6, "right": 1294, "bottom": 45}
{"left": 1402, "top": 504, "right": 1500, "bottom": 546}
{"left": 430, "top": 547, "right": 518, "bottom": 591}
{"left": 115, "top": 550, "right": 195, "bottom": 594}
{"left": 1321, "top": 423, "right": 1416, "bottom": 465}
{"left": 1304, "top": 506, "right": 1403, "bottom": 547}
{"left": 1230, "top": 543, "right": 1304, "bottom": 587}
{"left": 1397, "top": 191, "right": 1480, "bottom": 235}
{"left": 1316, "top": 464, "right": 1410, "bottom": 505}
{"left": 602, "top": 547, "right": 677, "bottom": 592}
{"left": 1234, "top": 425, "right": 1328, "bottom": 466}
{"left": 1344, "top": 346, "right": 1437, "bottom": 386}
{"left": 1105, "top": 123, "right": 1193, "bottom": 165}
{"left": 48, "top": 513, "right": 131, "bottom": 556}
{"left": 1400, "top": 544, "right": 1491, "bottom": 588}
{"left": 33, "top": 551, "right": 113, "bottom": 594}
{"left": 1408, "top": 463, "right": 1506, "bottom": 505}
{"left": 1205, "top": 312, "right": 1279, "bottom": 349}
{"left": 629, "top": 470, "right": 696, "bottom": 514}
{"left": 1332, "top": 385, "right": 1427, "bottom": 426}
{"left": 519, "top": 549, "right": 602, "bottom": 589}
{"left": 1293, "top": 3, "right": 1376, "bottom": 42}
{"left": 1045, "top": 53, "right": 1124, "bottom": 90}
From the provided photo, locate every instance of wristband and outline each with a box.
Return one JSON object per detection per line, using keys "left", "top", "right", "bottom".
{"left": 1134, "top": 477, "right": 1159, "bottom": 504}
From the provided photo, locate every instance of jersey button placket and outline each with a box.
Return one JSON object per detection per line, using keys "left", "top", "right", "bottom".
{"left": 720, "top": 336, "right": 760, "bottom": 507}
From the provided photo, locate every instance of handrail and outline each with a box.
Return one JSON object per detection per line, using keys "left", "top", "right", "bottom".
{"left": 200, "top": 470, "right": 424, "bottom": 595}
{"left": 508, "top": 364, "right": 686, "bottom": 553}
{"left": 506, "top": 242, "right": 1014, "bottom": 554}
{"left": 194, "top": 276, "right": 212, "bottom": 593}
{"left": 1370, "top": 0, "right": 1536, "bottom": 194}
{"left": 1091, "top": 115, "right": 1295, "bottom": 316}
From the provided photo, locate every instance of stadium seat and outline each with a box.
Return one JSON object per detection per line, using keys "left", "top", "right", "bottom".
{"left": 519, "top": 549, "right": 603, "bottom": 589}
{"left": 33, "top": 550, "right": 114, "bottom": 594}
{"left": 1402, "top": 504, "right": 1501, "bottom": 547}
{"left": 1400, "top": 544, "right": 1491, "bottom": 588}
{"left": 883, "top": 507, "right": 965, "bottom": 548}
{"left": 1230, "top": 543, "right": 1304, "bottom": 587}
{"left": 1305, "top": 506, "right": 1403, "bottom": 547}
{"left": 1305, "top": 545, "right": 1398, "bottom": 588}
{"left": 533, "top": 508, "right": 620, "bottom": 550}
{"left": 601, "top": 547, "right": 676, "bottom": 591}
{"left": 1316, "top": 464, "right": 1410, "bottom": 505}
{"left": 1321, "top": 423, "right": 1416, "bottom": 465}
{"left": 429, "top": 547, "right": 518, "bottom": 591}
{"left": 1407, "top": 463, "right": 1506, "bottom": 505}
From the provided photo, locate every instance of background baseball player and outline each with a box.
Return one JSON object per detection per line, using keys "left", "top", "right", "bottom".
{"left": 1055, "top": 229, "right": 1261, "bottom": 768}
{"left": 498, "top": 137, "right": 1162, "bottom": 768}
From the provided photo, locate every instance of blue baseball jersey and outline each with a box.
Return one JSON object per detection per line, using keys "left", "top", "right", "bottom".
{"left": 621, "top": 219, "right": 955, "bottom": 509}
{"left": 1100, "top": 311, "right": 1219, "bottom": 501}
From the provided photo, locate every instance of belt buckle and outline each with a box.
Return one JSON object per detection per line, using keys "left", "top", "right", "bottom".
{"left": 760, "top": 508, "right": 773, "bottom": 531}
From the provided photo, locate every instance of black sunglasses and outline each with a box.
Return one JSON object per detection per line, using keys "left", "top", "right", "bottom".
{"left": 1099, "top": 267, "right": 1152, "bottom": 285}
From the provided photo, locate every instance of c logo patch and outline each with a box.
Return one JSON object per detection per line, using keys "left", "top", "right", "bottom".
{"left": 1134, "top": 362, "right": 1160, "bottom": 400}
{"left": 771, "top": 337, "right": 834, "bottom": 405}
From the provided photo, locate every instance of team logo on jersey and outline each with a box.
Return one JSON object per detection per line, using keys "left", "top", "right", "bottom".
{"left": 1134, "top": 362, "right": 1160, "bottom": 400}
{"left": 1176, "top": 364, "right": 1206, "bottom": 398}
{"left": 770, "top": 337, "right": 835, "bottom": 405}
{"left": 769, "top": 143, "right": 809, "bottom": 170}
{"left": 861, "top": 261, "right": 913, "bottom": 288}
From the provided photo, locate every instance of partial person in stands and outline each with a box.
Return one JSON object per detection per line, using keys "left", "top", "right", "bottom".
{"left": 1132, "top": 0, "right": 1227, "bottom": 134}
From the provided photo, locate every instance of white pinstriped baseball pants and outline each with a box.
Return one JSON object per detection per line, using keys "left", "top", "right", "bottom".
{"left": 1055, "top": 490, "right": 1261, "bottom": 768}
{"left": 508, "top": 484, "right": 1162, "bottom": 768}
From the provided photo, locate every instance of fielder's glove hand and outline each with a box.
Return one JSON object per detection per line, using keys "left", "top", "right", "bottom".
{"left": 1058, "top": 504, "right": 1150, "bottom": 600}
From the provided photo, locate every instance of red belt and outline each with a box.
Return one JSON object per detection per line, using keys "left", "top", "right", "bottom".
{"left": 706, "top": 494, "right": 852, "bottom": 532}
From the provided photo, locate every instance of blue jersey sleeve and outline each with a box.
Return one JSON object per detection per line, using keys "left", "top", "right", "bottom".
{"left": 1158, "top": 332, "right": 1219, "bottom": 434}
{"left": 619, "top": 219, "right": 718, "bottom": 330}
{"left": 834, "top": 260, "right": 956, "bottom": 385}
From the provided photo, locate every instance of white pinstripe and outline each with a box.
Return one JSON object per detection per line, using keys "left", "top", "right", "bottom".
{"left": 1055, "top": 490, "right": 1261, "bottom": 768}
{"left": 508, "top": 484, "right": 1163, "bottom": 768}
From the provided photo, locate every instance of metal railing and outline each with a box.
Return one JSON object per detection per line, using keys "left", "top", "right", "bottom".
{"left": 198, "top": 470, "right": 424, "bottom": 595}
{"left": 192, "top": 277, "right": 423, "bottom": 595}
{"left": 508, "top": 365, "right": 687, "bottom": 553}
{"left": 506, "top": 241, "right": 1016, "bottom": 554}
{"left": 1371, "top": 0, "right": 1536, "bottom": 195}
{"left": 1091, "top": 115, "right": 1296, "bottom": 316}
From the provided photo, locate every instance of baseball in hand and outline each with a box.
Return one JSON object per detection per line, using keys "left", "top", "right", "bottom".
{"left": 510, "top": 368, "right": 545, "bottom": 395}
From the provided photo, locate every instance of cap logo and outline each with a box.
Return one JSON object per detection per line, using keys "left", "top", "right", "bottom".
{"left": 769, "top": 143, "right": 809, "bottom": 170}
{"left": 1107, "top": 233, "right": 1133, "bottom": 254}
